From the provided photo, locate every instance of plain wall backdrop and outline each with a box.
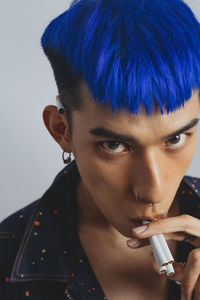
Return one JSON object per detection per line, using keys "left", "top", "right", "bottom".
{"left": 0, "top": 0, "right": 200, "bottom": 222}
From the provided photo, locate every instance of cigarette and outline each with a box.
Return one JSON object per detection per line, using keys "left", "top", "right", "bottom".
{"left": 56, "top": 95, "right": 65, "bottom": 114}
{"left": 159, "top": 264, "right": 175, "bottom": 276}
{"left": 142, "top": 221, "right": 175, "bottom": 276}
{"left": 150, "top": 235, "right": 168, "bottom": 267}
{"left": 156, "top": 233, "right": 174, "bottom": 264}
{"left": 159, "top": 265, "right": 167, "bottom": 274}
{"left": 166, "top": 263, "right": 175, "bottom": 276}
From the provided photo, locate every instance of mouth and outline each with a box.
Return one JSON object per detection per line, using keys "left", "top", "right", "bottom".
{"left": 130, "top": 214, "right": 165, "bottom": 226}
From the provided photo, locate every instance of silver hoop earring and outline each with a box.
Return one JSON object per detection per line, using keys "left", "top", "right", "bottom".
{"left": 62, "top": 151, "right": 72, "bottom": 164}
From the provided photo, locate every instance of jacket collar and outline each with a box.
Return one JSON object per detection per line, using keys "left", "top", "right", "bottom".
{"left": 10, "top": 161, "right": 81, "bottom": 283}
{"left": 183, "top": 175, "right": 200, "bottom": 197}
{"left": 10, "top": 161, "right": 200, "bottom": 283}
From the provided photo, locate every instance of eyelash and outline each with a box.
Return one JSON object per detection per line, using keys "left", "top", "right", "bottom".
{"left": 99, "top": 133, "right": 193, "bottom": 154}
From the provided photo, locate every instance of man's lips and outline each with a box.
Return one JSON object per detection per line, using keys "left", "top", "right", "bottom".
{"left": 130, "top": 214, "right": 165, "bottom": 225}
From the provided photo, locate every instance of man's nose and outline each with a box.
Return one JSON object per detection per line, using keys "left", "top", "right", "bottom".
{"left": 133, "top": 148, "right": 167, "bottom": 205}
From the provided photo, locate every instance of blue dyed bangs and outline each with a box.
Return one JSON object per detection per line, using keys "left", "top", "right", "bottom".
{"left": 41, "top": 0, "right": 200, "bottom": 115}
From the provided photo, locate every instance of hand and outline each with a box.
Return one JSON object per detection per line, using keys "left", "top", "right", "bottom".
{"left": 126, "top": 215, "right": 200, "bottom": 300}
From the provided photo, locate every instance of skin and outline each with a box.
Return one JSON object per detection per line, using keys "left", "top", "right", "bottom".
{"left": 43, "top": 81, "right": 200, "bottom": 300}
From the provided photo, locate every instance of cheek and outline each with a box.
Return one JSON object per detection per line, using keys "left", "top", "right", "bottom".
{"left": 74, "top": 156, "right": 135, "bottom": 218}
{"left": 176, "top": 135, "right": 197, "bottom": 173}
{"left": 75, "top": 156, "right": 129, "bottom": 220}
{"left": 72, "top": 138, "right": 129, "bottom": 192}
{"left": 76, "top": 156, "right": 126, "bottom": 194}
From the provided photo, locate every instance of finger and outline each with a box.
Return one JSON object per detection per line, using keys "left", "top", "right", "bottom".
{"left": 127, "top": 232, "right": 191, "bottom": 249}
{"left": 132, "top": 215, "right": 200, "bottom": 245}
{"left": 193, "top": 275, "right": 200, "bottom": 300}
{"left": 181, "top": 249, "right": 200, "bottom": 300}
{"left": 126, "top": 237, "right": 149, "bottom": 248}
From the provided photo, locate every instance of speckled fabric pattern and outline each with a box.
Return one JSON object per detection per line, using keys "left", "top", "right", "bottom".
{"left": 0, "top": 160, "right": 200, "bottom": 300}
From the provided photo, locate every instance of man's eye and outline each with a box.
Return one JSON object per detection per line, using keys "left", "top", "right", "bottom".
{"left": 166, "top": 134, "right": 186, "bottom": 148}
{"left": 101, "top": 141, "right": 127, "bottom": 153}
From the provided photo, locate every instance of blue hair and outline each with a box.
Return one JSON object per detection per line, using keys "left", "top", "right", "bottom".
{"left": 41, "top": 0, "right": 200, "bottom": 115}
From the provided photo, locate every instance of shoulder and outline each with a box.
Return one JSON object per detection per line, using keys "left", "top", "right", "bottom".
{"left": 0, "top": 160, "right": 77, "bottom": 234}
{"left": 0, "top": 161, "right": 78, "bottom": 280}
{"left": 0, "top": 199, "right": 40, "bottom": 279}
{"left": 0, "top": 199, "right": 40, "bottom": 232}
{"left": 178, "top": 175, "right": 200, "bottom": 217}
{"left": 183, "top": 175, "right": 200, "bottom": 197}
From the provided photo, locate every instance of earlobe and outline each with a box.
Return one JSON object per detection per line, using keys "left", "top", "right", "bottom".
{"left": 42, "top": 105, "right": 72, "bottom": 152}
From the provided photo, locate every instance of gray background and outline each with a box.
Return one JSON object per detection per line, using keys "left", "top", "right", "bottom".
{"left": 0, "top": 0, "right": 200, "bottom": 222}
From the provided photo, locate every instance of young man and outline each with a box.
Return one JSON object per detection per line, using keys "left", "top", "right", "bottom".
{"left": 1, "top": 0, "right": 200, "bottom": 299}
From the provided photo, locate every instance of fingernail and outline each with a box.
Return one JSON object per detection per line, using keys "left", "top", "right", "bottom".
{"left": 127, "top": 238, "right": 141, "bottom": 247}
{"left": 132, "top": 225, "right": 147, "bottom": 234}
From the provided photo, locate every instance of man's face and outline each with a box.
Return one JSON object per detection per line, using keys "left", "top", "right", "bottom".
{"left": 70, "top": 82, "right": 200, "bottom": 238}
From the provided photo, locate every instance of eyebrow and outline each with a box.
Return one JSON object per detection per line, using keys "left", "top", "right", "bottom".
{"left": 89, "top": 118, "right": 200, "bottom": 144}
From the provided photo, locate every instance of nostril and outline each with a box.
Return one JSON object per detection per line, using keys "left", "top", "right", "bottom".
{"left": 135, "top": 192, "right": 158, "bottom": 207}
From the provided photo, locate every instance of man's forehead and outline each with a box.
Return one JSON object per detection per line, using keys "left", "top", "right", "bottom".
{"left": 71, "top": 83, "right": 200, "bottom": 146}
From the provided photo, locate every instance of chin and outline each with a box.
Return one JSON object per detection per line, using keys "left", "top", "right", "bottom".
{"left": 114, "top": 224, "right": 135, "bottom": 238}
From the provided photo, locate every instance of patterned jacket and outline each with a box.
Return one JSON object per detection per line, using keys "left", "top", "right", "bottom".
{"left": 0, "top": 160, "right": 200, "bottom": 300}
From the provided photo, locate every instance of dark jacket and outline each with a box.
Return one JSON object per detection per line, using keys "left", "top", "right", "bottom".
{"left": 1, "top": 160, "right": 200, "bottom": 300}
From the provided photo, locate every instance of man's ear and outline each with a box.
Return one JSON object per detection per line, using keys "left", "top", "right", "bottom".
{"left": 42, "top": 105, "right": 72, "bottom": 152}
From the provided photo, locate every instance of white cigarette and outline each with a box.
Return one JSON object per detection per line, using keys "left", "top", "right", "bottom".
{"left": 159, "top": 265, "right": 167, "bottom": 274}
{"left": 158, "top": 263, "right": 175, "bottom": 276}
{"left": 166, "top": 263, "right": 175, "bottom": 276}
{"left": 157, "top": 234, "right": 174, "bottom": 263}
{"left": 56, "top": 95, "right": 65, "bottom": 114}
{"left": 142, "top": 221, "right": 175, "bottom": 276}
{"left": 150, "top": 235, "right": 168, "bottom": 267}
